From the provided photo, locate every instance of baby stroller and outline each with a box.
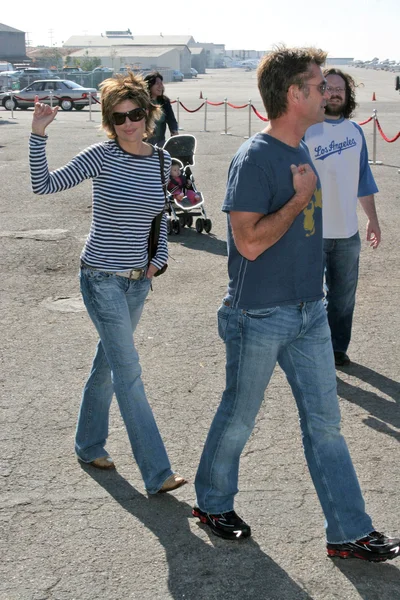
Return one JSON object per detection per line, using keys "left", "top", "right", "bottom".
{"left": 163, "top": 134, "right": 212, "bottom": 235}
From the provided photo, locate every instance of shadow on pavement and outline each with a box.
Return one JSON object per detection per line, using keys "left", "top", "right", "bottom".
{"left": 81, "top": 466, "right": 313, "bottom": 600}
{"left": 336, "top": 362, "right": 400, "bottom": 442}
{"left": 168, "top": 228, "right": 227, "bottom": 257}
{"left": 332, "top": 557, "right": 400, "bottom": 599}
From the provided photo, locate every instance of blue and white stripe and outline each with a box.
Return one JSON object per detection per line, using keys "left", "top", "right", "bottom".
{"left": 29, "top": 134, "right": 170, "bottom": 271}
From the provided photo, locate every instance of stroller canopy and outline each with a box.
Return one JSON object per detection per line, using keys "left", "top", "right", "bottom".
{"left": 163, "top": 135, "right": 197, "bottom": 167}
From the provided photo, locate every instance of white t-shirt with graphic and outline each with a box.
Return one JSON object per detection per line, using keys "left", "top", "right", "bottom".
{"left": 304, "top": 117, "right": 378, "bottom": 239}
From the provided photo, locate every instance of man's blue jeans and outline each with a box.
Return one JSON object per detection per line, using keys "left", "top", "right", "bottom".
{"left": 195, "top": 299, "right": 373, "bottom": 543}
{"left": 75, "top": 267, "right": 173, "bottom": 494}
{"left": 323, "top": 232, "right": 361, "bottom": 354}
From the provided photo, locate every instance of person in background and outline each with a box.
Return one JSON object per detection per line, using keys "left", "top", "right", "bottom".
{"left": 192, "top": 46, "right": 399, "bottom": 563}
{"left": 304, "top": 68, "right": 381, "bottom": 367}
{"left": 144, "top": 71, "right": 179, "bottom": 146}
{"left": 29, "top": 72, "right": 186, "bottom": 495}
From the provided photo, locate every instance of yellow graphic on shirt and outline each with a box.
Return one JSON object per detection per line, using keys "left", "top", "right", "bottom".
{"left": 303, "top": 187, "right": 322, "bottom": 237}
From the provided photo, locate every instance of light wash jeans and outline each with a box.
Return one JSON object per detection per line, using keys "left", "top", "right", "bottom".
{"left": 195, "top": 299, "right": 373, "bottom": 543}
{"left": 75, "top": 267, "right": 173, "bottom": 494}
{"left": 323, "top": 232, "right": 361, "bottom": 354}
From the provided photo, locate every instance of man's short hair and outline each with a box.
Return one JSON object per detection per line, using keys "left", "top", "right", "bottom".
{"left": 323, "top": 68, "right": 358, "bottom": 119}
{"left": 257, "top": 46, "right": 327, "bottom": 120}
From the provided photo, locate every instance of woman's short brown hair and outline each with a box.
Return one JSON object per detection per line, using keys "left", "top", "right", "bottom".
{"left": 100, "top": 71, "right": 161, "bottom": 139}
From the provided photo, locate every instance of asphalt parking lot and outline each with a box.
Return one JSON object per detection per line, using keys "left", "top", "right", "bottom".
{"left": 0, "top": 67, "right": 399, "bottom": 600}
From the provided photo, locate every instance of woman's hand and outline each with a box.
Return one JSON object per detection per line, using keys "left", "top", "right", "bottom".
{"left": 146, "top": 263, "right": 159, "bottom": 278}
{"left": 32, "top": 95, "right": 59, "bottom": 136}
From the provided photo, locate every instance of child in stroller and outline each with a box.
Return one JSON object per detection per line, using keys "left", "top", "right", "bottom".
{"left": 168, "top": 159, "right": 201, "bottom": 207}
{"left": 163, "top": 134, "right": 212, "bottom": 235}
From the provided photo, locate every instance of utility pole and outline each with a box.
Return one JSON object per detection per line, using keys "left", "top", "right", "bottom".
{"left": 49, "top": 29, "right": 54, "bottom": 47}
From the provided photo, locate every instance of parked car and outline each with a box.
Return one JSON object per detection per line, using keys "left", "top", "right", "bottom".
{"left": 1, "top": 79, "right": 98, "bottom": 111}
{"left": 172, "top": 69, "right": 184, "bottom": 82}
{"left": 190, "top": 68, "right": 198, "bottom": 77}
{"left": 92, "top": 66, "right": 114, "bottom": 73}
{"left": 16, "top": 67, "right": 58, "bottom": 78}
{"left": 62, "top": 66, "right": 84, "bottom": 73}
{"left": 0, "top": 71, "right": 21, "bottom": 92}
{"left": 15, "top": 67, "right": 60, "bottom": 88}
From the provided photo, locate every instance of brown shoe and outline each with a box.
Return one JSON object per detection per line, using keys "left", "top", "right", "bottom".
{"left": 83, "top": 456, "right": 116, "bottom": 470}
{"left": 157, "top": 474, "right": 187, "bottom": 494}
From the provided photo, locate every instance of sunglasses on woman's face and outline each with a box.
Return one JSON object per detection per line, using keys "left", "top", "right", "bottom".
{"left": 112, "top": 107, "right": 146, "bottom": 126}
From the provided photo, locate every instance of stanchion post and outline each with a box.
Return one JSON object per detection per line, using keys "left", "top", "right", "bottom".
{"left": 221, "top": 97, "right": 232, "bottom": 136}
{"left": 88, "top": 93, "right": 93, "bottom": 122}
{"left": 176, "top": 97, "right": 184, "bottom": 130}
{"left": 204, "top": 98, "right": 208, "bottom": 132}
{"left": 368, "top": 109, "right": 383, "bottom": 166}
{"left": 244, "top": 99, "right": 251, "bottom": 139}
{"left": 10, "top": 91, "right": 14, "bottom": 119}
{"left": 50, "top": 91, "right": 53, "bottom": 109}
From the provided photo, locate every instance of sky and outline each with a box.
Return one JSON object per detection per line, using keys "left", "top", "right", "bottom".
{"left": 3, "top": 0, "right": 400, "bottom": 61}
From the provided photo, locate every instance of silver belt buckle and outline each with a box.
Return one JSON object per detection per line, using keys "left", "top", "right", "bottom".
{"left": 128, "top": 269, "right": 143, "bottom": 280}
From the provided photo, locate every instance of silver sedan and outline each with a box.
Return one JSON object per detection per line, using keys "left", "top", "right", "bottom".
{"left": 1, "top": 79, "right": 98, "bottom": 111}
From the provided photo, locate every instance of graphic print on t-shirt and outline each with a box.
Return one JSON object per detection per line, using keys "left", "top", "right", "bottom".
{"left": 303, "top": 186, "right": 322, "bottom": 237}
{"left": 313, "top": 136, "right": 357, "bottom": 161}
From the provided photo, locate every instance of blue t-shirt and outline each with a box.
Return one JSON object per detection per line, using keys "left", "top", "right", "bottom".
{"left": 222, "top": 133, "right": 324, "bottom": 309}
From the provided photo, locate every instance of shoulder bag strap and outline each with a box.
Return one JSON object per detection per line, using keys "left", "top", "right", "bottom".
{"left": 148, "top": 148, "right": 168, "bottom": 276}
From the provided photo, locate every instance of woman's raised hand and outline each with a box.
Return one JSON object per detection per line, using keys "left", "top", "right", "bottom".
{"left": 32, "top": 95, "right": 59, "bottom": 136}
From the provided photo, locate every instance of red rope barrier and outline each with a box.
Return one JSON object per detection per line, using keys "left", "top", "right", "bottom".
{"left": 12, "top": 93, "right": 99, "bottom": 104}
{"left": 14, "top": 94, "right": 50, "bottom": 101}
{"left": 251, "top": 104, "right": 269, "bottom": 122}
{"left": 206, "top": 100, "right": 224, "bottom": 106}
{"left": 375, "top": 118, "right": 400, "bottom": 143}
{"left": 178, "top": 101, "right": 205, "bottom": 113}
{"left": 227, "top": 102, "right": 248, "bottom": 109}
{"left": 358, "top": 116, "right": 373, "bottom": 126}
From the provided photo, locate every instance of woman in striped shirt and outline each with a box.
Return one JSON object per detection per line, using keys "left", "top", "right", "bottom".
{"left": 29, "top": 73, "right": 186, "bottom": 494}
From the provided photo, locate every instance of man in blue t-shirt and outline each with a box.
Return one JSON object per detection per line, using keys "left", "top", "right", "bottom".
{"left": 304, "top": 69, "right": 381, "bottom": 367}
{"left": 192, "top": 47, "right": 399, "bottom": 563}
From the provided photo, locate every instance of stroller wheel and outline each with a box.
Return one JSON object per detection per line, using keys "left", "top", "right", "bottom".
{"left": 172, "top": 220, "right": 181, "bottom": 235}
{"left": 167, "top": 218, "right": 173, "bottom": 235}
{"left": 195, "top": 218, "right": 204, "bottom": 234}
{"left": 185, "top": 214, "right": 193, "bottom": 228}
{"left": 179, "top": 214, "right": 186, "bottom": 228}
{"left": 204, "top": 219, "right": 212, "bottom": 234}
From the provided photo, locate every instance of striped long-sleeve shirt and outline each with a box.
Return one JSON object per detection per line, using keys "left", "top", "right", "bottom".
{"left": 29, "top": 134, "right": 171, "bottom": 271}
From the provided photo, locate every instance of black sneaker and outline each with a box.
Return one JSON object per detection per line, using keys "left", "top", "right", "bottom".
{"left": 334, "top": 351, "right": 351, "bottom": 367}
{"left": 192, "top": 506, "right": 251, "bottom": 540}
{"left": 327, "top": 531, "right": 400, "bottom": 562}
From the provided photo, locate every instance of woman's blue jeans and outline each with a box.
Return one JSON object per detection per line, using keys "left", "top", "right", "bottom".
{"left": 195, "top": 299, "right": 373, "bottom": 543}
{"left": 75, "top": 267, "right": 173, "bottom": 494}
{"left": 323, "top": 232, "right": 361, "bottom": 354}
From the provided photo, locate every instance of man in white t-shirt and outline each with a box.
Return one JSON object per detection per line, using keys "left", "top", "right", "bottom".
{"left": 304, "top": 69, "right": 381, "bottom": 366}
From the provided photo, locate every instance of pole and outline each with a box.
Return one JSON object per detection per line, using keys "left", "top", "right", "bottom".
{"left": 88, "top": 93, "right": 93, "bottom": 122}
{"left": 221, "top": 97, "right": 232, "bottom": 135}
{"left": 176, "top": 97, "right": 183, "bottom": 130}
{"left": 204, "top": 97, "right": 208, "bottom": 132}
{"left": 10, "top": 91, "right": 14, "bottom": 119}
{"left": 244, "top": 99, "right": 251, "bottom": 139}
{"left": 49, "top": 90, "right": 53, "bottom": 109}
{"left": 368, "top": 109, "right": 383, "bottom": 166}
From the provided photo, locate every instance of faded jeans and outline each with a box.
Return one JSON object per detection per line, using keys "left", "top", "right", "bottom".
{"left": 75, "top": 267, "right": 173, "bottom": 493}
{"left": 323, "top": 232, "right": 361, "bottom": 354}
{"left": 195, "top": 299, "right": 373, "bottom": 543}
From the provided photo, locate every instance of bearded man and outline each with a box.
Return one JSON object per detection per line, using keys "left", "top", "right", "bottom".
{"left": 304, "top": 69, "right": 381, "bottom": 366}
